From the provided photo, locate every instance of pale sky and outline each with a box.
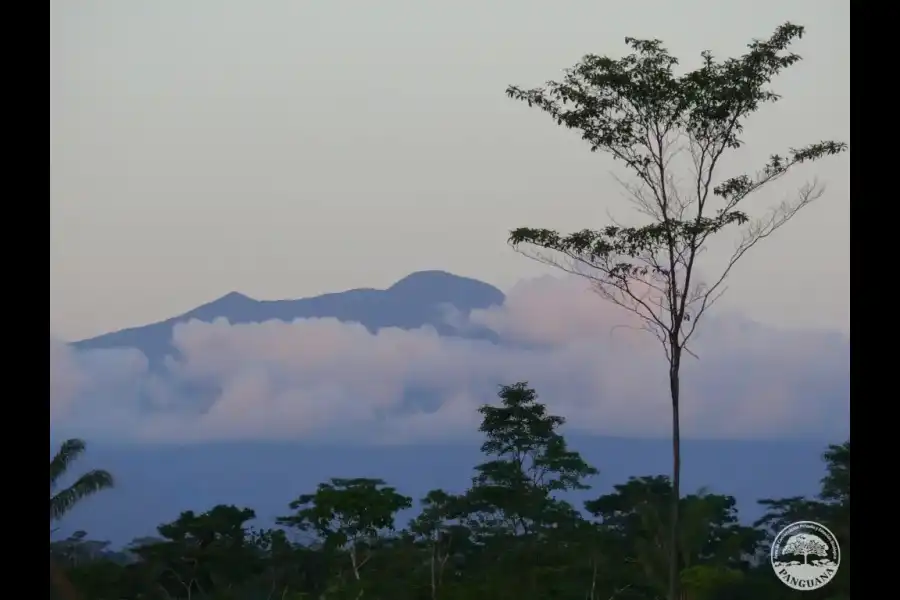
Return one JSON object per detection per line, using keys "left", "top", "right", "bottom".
{"left": 50, "top": 0, "right": 849, "bottom": 341}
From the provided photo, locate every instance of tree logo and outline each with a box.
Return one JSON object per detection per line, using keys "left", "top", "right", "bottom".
{"left": 770, "top": 520, "right": 840, "bottom": 590}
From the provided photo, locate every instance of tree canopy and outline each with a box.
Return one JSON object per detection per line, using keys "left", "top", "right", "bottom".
{"left": 51, "top": 385, "right": 849, "bottom": 600}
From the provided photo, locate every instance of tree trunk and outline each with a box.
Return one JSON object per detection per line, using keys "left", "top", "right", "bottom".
{"left": 667, "top": 348, "right": 682, "bottom": 600}
{"left": 430, "top": 542, "right": 437, "bottom": 600}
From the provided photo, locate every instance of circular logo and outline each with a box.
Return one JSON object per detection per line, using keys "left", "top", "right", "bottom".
{"left": 770, "top": 520, "right": 840, "bottom": 591}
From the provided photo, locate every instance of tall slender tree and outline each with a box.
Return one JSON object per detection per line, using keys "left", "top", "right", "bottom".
{"left": 504, "top": 23, "right": 846, "bottom": 600}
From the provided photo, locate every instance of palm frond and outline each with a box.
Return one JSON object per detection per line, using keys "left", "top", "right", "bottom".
{"left": 50, "top": 469, "right": 114, "bottom": 522}
{"left": 50, "top": 439, "right": 87, "bottom": 491}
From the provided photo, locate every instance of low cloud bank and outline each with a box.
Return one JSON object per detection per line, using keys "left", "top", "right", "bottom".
{"left": 50, "top": 276, "right": 849, "bottom": 443}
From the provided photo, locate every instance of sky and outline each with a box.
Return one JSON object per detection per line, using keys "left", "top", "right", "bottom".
{"left": 50, "top": 0, "right": 850, "bottom": 342}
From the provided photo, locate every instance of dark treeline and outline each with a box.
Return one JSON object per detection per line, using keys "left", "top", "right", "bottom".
{"left": 50, "top": 383, "right": 849, "bottom": 600}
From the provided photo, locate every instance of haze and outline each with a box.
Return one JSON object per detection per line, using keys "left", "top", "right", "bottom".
{"left": 50, "top": 0, "right": 849, "bottom": 341}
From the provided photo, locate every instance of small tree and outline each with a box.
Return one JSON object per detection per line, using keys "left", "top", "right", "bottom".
{"left": 504, "top": 23, "right": 847, "bottom": 600}
{"left": 453, "top": 383, "right": 598, "bottom": 597}
{"left": 130, "top": 505, "right": 260, "bottom": 596}
{"left": 278, "top": 477, "right": 412, "bottom": 598}
{"left": 410, "top": 490, "right": 470, "bottom": 600}
{"left": 781, "top": 533, "right": 829, "bottom": 565}
{"left": 466, "top": 382, "right": 598, "bottom": 537}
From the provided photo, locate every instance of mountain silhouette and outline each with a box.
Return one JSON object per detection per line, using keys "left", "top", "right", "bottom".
{"left": 56, "top": 271, "right": 841, "bottom": 544}
{"left": 73, "top": 270, "right": 505, "bottom": 365}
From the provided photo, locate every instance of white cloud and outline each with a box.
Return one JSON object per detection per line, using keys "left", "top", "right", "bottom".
{"left": 49, "top": 276, "right": 849, "bottom": 443}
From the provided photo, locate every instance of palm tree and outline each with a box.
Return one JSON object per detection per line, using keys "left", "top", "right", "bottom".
{"left": 50, "top": 438, "right": 114, "bottom": 600}
{"left": 50, "top": 438, "right": 114, "bottom": 523}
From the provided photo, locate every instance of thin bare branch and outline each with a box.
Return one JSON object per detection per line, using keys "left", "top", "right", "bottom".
{"left": 682, "top": 181, "right": 824, "bottom": 347}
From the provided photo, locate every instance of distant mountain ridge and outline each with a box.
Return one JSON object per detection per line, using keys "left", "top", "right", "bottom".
{"left": 57, "top": 272, "right": 843, "bottom": 544}
{"left": 57, "top": 437, "right": 831, "bottom": 545}
{"left": 73, "top": 270, "right": 505, "bottom": 365}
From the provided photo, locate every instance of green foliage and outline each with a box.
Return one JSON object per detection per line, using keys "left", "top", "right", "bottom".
{"left": 50, "top": 438, "right": 115, "bottom": 523}
{"left": 278, "top": 478, "right": 413, "bottom": 548}
{"left": 130, "top": 506, "right": 262, "bottom": 596}
{"left": 465, "top": 383, "right": 597, "bottom": 537}
{"left": 50, "top": 438, "right": 115, "bottom": 600}
{"left": 277, "top": 477, "right": 413, "bottom": 598}
{"left": 584, "top": 476, "right": 761, "bottom": 598}
{"left": 50, "top": 385, "right": 849, "bottom": 599}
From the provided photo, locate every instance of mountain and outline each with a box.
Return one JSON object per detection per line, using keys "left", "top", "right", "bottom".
{"left": 73, "top": 270, "right": 505, "bottom": 365}
{"left": 57, "top": 270, "right": 840, "bottom": 545}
